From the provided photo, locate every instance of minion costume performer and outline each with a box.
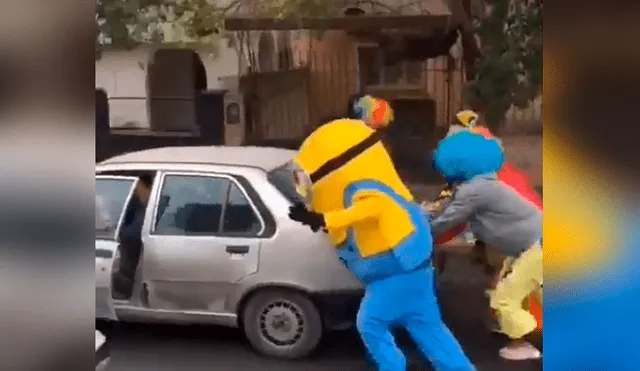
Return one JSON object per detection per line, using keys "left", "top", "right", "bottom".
{"left": 430, "top": 132, "right": 543, "bottom": 360}
{"left": 349, "top": 95, "right": 425, "bottom": 368}
{"left": 287, "top": 118, "right": 475, "bottom": 371}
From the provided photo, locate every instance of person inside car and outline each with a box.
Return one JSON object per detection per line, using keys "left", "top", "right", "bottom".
{"left": 119, "top": 174, "right": 153, "bottom": 241}
{"left": 113, "top": 174, "right": 154, "bottom": 299}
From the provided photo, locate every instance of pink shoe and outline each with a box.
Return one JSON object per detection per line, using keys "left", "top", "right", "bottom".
{"left": 499, "top": 342, "right": 541, "bottom": 360}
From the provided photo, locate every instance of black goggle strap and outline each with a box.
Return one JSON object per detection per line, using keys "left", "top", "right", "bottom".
{"left": 309, "top": 130, "right": 383, "bottom": 184}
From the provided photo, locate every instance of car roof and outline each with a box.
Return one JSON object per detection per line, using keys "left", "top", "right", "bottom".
{"left": 100, "top": 146, "right": 296, "bottom": 171}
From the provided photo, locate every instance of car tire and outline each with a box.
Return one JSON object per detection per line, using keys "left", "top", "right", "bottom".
{"left": 242, "top": 289, "right": 323, "bottom": 359}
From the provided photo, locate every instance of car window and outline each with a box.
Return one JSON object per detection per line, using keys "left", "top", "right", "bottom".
{"left": 222, "top": 182, "right": 262, "bottom": 235}
{"left": 267, "top": 163, "right": 301, "bottom": 203}
{"left": 154, "top": 175, "right": 230, "bottom": 235}
{"left": 96, "top": 196, "right": 111, "bottom": 231}
{"left": 95, "top": 177, "right": 137, "bottom": 239}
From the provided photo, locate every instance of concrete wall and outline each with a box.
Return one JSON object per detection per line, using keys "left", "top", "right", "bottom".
{"left": 503, "top": 95, "right": 542, "bottom": 132}
{"left": 502, "top": 134, "right": 542, "bottom": 187}
{"left": 95, "top": 43, "right": 240, "bottom": 129}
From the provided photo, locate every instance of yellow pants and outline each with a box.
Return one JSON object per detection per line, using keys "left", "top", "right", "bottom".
{"left": 490, "top": 243, "right": 543, "bottom": 339}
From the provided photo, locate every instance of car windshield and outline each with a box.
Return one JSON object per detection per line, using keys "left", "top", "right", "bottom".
{"left": 267, "top": 163, "right": 302, "bottom": 204}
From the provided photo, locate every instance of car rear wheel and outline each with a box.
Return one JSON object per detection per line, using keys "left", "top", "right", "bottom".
{"left": 242, "top": 289, "right": 323, "bottom": 359}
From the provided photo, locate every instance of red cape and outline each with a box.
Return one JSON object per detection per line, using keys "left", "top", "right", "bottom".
{"left": 476, "top": 126, "right": 542, "bottom": 208}
{"left": 497, "top": 163, "right": 542, "bottom": 209}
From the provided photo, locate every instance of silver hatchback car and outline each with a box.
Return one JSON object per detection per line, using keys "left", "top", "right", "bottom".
{"left": 95, "top": 146, "right": 363, "bottom": 359}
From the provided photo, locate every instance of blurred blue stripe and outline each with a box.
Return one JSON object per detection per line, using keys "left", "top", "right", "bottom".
{"left": 545, "top": 213, "right": 640, "bottom": 370}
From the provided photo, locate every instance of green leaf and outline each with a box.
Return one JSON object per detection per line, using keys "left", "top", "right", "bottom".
{"left": 463, "top": 0, "right": 542, "bottom": 131}
{"left": 96, "top": 0, "right": 341, "bottom": 57}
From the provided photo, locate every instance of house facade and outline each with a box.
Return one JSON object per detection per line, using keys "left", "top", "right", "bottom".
{"left": 95, "top": 42, "right": 241, "bottom": 129}
{"left": 95, "top": 0, "right": 541, "bottom": 184}
{"left": 224, "top": 0, "right": 541, "bottom": 183}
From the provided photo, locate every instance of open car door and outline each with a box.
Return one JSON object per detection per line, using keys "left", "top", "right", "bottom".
{"left": 95, "top": 175, "right": 139, "bottom": 320}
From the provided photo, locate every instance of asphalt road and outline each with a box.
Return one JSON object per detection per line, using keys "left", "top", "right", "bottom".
{"left": 104, "top": 257, "right": 542, "bottom": 371}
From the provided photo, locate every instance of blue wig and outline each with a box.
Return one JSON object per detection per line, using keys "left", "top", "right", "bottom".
{"left": 432, "top": 131, "right": 504, "bottom": 183}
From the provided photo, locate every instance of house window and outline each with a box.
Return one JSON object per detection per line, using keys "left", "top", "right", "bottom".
{"left": 356, "top": 44, "right": 424, "bottom": 88}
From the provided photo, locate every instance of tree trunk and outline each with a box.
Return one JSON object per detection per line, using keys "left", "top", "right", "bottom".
{"left": 460, "top": 31, "right": 481, "bottom": 81}
{"left": 456, "top": 0, "right": 483, "bottom": 81}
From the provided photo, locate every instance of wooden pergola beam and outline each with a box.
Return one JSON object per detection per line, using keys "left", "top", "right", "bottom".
{"left": 225, "top": 15, "right": 453, "bottom": 31}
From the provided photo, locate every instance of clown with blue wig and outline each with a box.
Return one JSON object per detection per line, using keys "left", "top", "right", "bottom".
{"left": 429, "top": 131, "right": 543, "bottom": 361}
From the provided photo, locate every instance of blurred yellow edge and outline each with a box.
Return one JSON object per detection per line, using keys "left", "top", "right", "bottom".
{"left": 543, "top": 126, "right": 622, "bottom": 280}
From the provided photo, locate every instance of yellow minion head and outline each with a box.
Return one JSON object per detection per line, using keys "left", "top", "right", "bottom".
{"left": 293, "top": 118, "right": 412, "bottom": 213}
{"left": 454, "top": 110, "right": 479, "bottom": 128}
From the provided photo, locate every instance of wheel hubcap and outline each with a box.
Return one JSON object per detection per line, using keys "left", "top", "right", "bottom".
{"left": 259, "top": 300, "right": 304, "bottom": 346}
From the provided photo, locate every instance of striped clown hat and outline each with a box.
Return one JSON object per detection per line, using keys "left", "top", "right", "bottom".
{"left": 353, "top": 95, "right": 394, "bottom": 130}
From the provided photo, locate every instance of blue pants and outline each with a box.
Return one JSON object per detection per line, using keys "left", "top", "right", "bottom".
{"left": 364, "top": 327, "right": 405, "bottom": 367}
{"left": 357, "top": 267, "right": 475, "bottom": 371}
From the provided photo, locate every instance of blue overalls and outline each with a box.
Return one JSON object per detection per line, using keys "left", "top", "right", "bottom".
{"left": 337, "top": 180, "right": 475, "bottom": 371}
